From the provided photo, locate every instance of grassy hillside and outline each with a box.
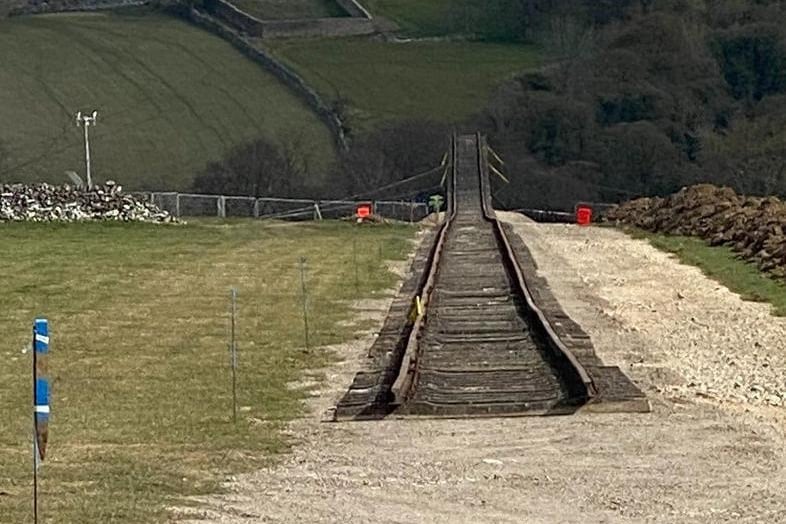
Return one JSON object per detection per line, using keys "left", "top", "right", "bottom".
{"left": 229, "top": 0, "right": 347, "bottom": 20}
{"left": 0, "top": 12, "right": 335, "bottom": 191}
{"left": 364, "top": 0, "right": 457, "bottom": 36}
{"left": 0, "top": 220, "right": 414, "bottom": 523}
{"left": 267, "top": 39, "right": 540, "bottom": 130}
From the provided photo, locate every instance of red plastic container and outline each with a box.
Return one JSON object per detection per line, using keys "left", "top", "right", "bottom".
{"left": 356, "top": 203, "right": 372, "bottom": 219}
{"left": 575, "top": 205, "right": 592, "bottom": 226}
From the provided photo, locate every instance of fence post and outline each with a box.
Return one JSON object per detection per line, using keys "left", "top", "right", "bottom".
{"left": 409, "top": 201, "right": 414, "bottom": 224}
{"left": 175, "top": 193, "right": 181, "bottom": 218}
{"left": 217, "top": 196, "right": 226, "bottom": 218}
{"left": 314, "top": 201, "right": 323, "bottom": 220}
{"left": 253, "top": 198, "right": 260, "bottom": 219}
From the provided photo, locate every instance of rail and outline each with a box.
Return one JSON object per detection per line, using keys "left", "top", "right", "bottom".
{"left": 391, "top": 132, "right": 595, "bottom": 412}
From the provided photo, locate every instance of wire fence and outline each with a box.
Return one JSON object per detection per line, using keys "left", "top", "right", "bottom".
{"left": 130, "top": 192, "right": 431, "bottom": 222}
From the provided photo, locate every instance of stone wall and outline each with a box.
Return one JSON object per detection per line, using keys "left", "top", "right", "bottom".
{"left": 9, "top": 0, "right": 150, "bottom": 15}
{"left": 334, "top": 0, "right": 371, "bottom": 19}
{"left": 203, "top": 0, "right": 374, "bottom": 39}
{"left": 182, "top": 7, "right": 348, "bottom": 149}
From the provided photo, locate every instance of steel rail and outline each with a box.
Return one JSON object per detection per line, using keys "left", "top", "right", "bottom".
{"left": 478, "top": 133, "right": 597, "bottom": 401}
{"left": 392, "top": 132, "right": 595, "bottom": 411}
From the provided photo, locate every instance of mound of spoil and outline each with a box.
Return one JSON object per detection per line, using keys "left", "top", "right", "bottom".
{"left": 0, "top": 183, "right": 174, "bottom": 223}
{"left": 604, "top": 184, "right": 786, "bottom": 278}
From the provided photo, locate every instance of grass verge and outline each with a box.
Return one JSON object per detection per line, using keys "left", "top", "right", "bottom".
{"left": 0, "top": 219, "right": 415, "bottom": 523}
{"left": 628, "top": 229, "right": 786, "bottom": 316}
{"left": 0, "top": 11, "right": 334, "bottom": 190}
{"left": 266, "top": 38, "right": 540, "bottom": 130}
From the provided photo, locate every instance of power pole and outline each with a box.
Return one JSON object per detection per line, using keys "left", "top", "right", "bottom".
{"left": 75, "top": 111, "right": 98, "bottom": 189}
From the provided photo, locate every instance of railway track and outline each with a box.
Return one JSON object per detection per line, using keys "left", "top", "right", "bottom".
{"left": 335, "top": 133, "right": 646, "bottom": 419}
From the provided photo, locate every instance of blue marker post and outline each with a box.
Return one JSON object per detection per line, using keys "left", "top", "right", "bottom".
{"left": 33, "top": 318, "right": 50, "bottom": 524}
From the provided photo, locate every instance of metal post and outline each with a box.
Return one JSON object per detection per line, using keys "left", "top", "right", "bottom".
{"left": 229, "top": 289, "right": 238, "bottom": 425}
{"left": 75, "top": 111, "right": 98, "bottom": 189}
{"left": 218, "top": 196, "right": 226, "bottom": 219}
{"left": 253, "top": 199, "right": 260, "bottom": 219}
{"left": 175, "top": 193, "right": 181, "bottom": 218}
{"left": 298, "top": 257, "right": 310, "bottom": 351}
{"left": 83, "top": 124, "right": 91, "bottom": 189}
{"left": 352, "top": 236, "right": 359, "bottom": 293}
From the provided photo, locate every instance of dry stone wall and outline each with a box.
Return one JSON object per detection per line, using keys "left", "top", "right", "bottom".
{"left": 604, "top": 184, "right": 786, "bottom": 279}
{"left": 9, "top": 0, "right": 149, "bottom": 15}
{"left": 202, "top": 0, "right": 373, "bottom": 39}
{"left": 182, "top": 6, "right": 348, "bottom": 149}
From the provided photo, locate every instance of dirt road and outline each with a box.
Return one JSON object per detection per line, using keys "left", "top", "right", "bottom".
{"left": 178, "top": 216, "right": 786, "bottom": 523}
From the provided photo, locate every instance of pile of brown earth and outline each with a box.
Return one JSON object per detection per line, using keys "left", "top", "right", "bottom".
{"left": 603, "top": 184, "right": 786, "bottom": 278}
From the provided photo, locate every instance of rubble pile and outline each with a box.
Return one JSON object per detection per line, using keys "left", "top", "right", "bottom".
{"left": 603, "top": 184, "right": 786, "bottom": 278}
{"left": 0, "top": 183, "right": 174, "bottom": 223}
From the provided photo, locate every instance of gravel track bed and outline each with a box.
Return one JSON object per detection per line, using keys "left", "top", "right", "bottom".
{"left": 176, "top": 217, "right": 786, "bottom": 523}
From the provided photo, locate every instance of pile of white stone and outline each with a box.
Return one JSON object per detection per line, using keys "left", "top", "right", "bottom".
{"left": 0, "top": 182, "right": 174, "bottom": 223}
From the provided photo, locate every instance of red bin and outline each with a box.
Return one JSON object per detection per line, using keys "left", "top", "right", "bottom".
{"left": 356, "top": 203, "right": 372, "bottom": 219}
{"left": 576, "top": 205, "right": 592, "bottom": 226}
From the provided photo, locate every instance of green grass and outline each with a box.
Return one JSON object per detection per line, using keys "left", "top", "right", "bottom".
{"left": 0, "top": 11, "right": 335, "bottom": 191}
{"left": 364, "top": 0, "right": 459, "bottom": 36}
{"left": 229, "top": 0, "right": 347, "bottom": 20}
{"left": 629, "top": 230, "right": 786, "bottom": 316}
{"left": 266, "top": 39, "right": 540, "bottom": 130}
{"left": 0, "top": 219, "right": 415, "bottom": 523}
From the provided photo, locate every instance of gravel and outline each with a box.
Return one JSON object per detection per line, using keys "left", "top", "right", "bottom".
{"left": 174, "top": 216, "right": 786, "bottom": 524}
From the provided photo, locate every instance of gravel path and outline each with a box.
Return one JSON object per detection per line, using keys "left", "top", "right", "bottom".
{"left": 176, "top": 217, "right": 786, "bottom": 523}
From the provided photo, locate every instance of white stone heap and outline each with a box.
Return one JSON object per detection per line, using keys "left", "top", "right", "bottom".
{"left": 0, "top": 182, "right": 173, "bottom": 223}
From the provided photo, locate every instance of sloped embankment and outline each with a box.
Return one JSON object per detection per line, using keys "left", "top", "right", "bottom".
{"left": 604, "top": 184, "right": 786, "bottom": 278}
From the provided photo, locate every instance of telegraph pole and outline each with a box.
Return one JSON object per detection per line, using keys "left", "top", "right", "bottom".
{"left": 75, "top": 111, "right": 98, "bottom": 189}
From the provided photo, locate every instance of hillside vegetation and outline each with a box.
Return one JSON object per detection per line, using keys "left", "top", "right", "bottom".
{"left": 0, "top": 11, "right": 334, "bottom": 190}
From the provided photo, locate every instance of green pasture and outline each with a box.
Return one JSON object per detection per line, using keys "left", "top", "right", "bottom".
{"left": 0, "top": 12, "right": 334, "bottom": 191}
{"left": 0, "top": 219, "right": 415, "bottom": 522}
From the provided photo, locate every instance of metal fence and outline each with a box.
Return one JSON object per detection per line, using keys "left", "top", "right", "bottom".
{"left": 131, "top": 192, "right": 431, "bottom": 222}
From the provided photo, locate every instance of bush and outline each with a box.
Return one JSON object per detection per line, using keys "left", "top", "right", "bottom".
{"left": 192, "top": 138, "right": 302, "bottom": 197}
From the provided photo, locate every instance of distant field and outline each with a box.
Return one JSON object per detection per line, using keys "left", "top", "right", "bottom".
{"left": 229, "top": 0, "right": 347, "bottom": 19}
{"left": 0, "top": 220, "right": 414, "bottom": 523}
{"left": 267, "top": 39, "right": 540, "bottom": 130}
{"left": 0, "top": 12, "right": 335, "bottom": 190}
{"left": 364, "top": 0, "right": 458, "bottom": 35}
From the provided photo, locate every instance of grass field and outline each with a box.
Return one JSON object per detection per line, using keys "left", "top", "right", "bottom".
{"left": 267, "top": 39, "right": 540, "bottom": 130}
{"left": 364, "top": 0, "right": 458, "bottom": 36}
{"left": 629, "top": 230, "right": 786, "bottom": 316}
{"left": 229, "top": 0, "right": 347, "bottom": 20}
{"left": 0, "top": 220, "right": 415, "bottom": 523}
{"left": 0, "top": 11, "right": 335, "bottom": 191}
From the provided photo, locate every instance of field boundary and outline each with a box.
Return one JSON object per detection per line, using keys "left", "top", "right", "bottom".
{"left": 132, "top": 191, "right": 430, "bottom": 221}
{"left": 9, "top": 0, "right": 150, "bottom": 16}
{"left": 202, "top": 0, "right": 374, "bottom": 39}
{"left": 179, "top": 5, "right": 348, "bottom": 149}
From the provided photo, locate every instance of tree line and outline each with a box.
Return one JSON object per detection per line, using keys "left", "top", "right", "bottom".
{"left": 194, "top": 0, "right": 786, "bottom": 211}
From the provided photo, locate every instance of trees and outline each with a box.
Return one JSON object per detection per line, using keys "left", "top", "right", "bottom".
{"left": 192, "top": 137, "right": 304, "bottom": 197}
